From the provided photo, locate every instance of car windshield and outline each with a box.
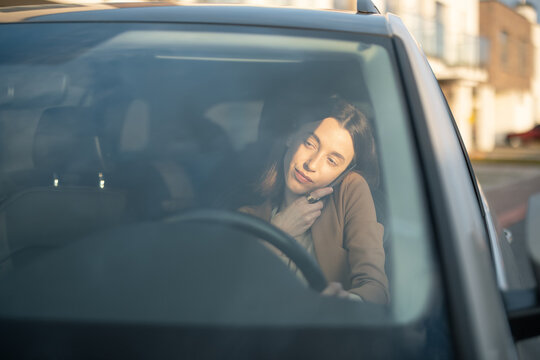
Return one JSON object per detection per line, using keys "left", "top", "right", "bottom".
{"left": 0, "top": 22, "right": 438, "bottom": 328}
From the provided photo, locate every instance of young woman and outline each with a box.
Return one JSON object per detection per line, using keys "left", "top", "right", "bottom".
{"left": 240, "top": 97, "right": 388, "bottom": 304}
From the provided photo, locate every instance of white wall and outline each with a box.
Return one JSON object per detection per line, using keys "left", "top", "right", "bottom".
{"left": 494, "top": 91, "right": 535, "bottom": 142}
{"left": 534, "top": 24, "right": 540, "bottom": 123}
{"left": 288, "top": 0, "right": 334, "bottom": 7}
{"left": 451, "top": 82, "right": 475, "bottom": 150}
{"left": 372, "top": 0, "right": 386, "bottom": 12}
{"left": 476, "top": 85, "right": 496, "bottom": 151}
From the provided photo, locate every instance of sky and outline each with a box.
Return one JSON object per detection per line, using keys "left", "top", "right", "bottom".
{"left": 502, "top": 0, "right": 540, "bottom": 22}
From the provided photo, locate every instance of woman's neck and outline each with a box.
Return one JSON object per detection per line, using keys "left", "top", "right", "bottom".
{"left": 282, "top": 188, "right": 301, "bottom": 210}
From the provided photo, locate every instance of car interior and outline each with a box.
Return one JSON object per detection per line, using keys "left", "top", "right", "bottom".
{"left": 0, "top": 30, "right": 391, "bottom": 299}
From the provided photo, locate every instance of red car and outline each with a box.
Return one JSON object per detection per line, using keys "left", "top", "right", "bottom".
{"left": 506, "top": 124, "right": 540, "bottom": 147}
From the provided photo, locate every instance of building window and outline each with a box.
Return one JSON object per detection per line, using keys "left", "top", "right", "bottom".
{"left": 500, "top": 30, "right": 509, "bottom": 69}
{"left": 435, "top": 1, "right": 445, "bottom": 59}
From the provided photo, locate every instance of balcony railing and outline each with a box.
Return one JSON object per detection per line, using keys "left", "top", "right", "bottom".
{"left": 401, "top": 14, "right": 489, "bottom": 68}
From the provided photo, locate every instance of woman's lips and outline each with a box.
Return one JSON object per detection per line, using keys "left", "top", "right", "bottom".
{"left": 294, "top": 168, "right": 313, "bottom": 184}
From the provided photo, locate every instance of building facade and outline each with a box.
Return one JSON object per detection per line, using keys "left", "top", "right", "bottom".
{"left": 480, "top": 0, "right": 537, "bottom": 145}
{"left": 370, "top": 0, "right": 492, "bottom": 150}
{"left": 373, "top": 0, "right": 539, "bottom": 151}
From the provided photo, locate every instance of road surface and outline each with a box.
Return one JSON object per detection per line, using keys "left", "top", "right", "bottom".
{"left": 472, "top": 159, "right": 540, "bottom": 289}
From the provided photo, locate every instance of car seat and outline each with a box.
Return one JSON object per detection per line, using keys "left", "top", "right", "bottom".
{"left": 0, "top": 106, "right": 127, "bottom": 272}
{"left": 104, "top": 98, "right": 201, "bottom": 220}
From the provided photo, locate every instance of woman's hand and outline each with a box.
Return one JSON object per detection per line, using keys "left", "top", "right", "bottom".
{"left": 321, "top": 282, "right": 350, "bottom": 298}
{"left": 322, "top": 282, "right": 363, "bottom": 301}
{"left": 271, "top": 187, "right": 333, "bottom": 238}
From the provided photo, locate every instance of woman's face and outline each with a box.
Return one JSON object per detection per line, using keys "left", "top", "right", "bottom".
{"left": 283, "top": 117, "right": 355, "bottom": 195}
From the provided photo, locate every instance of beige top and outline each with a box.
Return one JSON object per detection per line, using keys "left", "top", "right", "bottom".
{"left": 240, "top": 172, "right": 388, "bottom": 304}
{"left": 270, "top": 208, "right": 363, "bottom": 302}
{"left": 270, "top": 207, "right": 317, "bottom": 283}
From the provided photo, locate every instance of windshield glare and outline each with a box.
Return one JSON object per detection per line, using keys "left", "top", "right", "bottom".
{"left": 0, "top": 23, "right": 436, "bottom": 327}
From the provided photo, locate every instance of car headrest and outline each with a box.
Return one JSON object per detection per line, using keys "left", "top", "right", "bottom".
{"left": 33, "top": 106, "right": 104, "bottom": 173}
{"left": 258, "top": 92, "right": 330, "bottom": 143}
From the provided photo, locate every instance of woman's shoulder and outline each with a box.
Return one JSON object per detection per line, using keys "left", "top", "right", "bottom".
{"left": 339, "top": 171, "right": 370, "bottom": 193}
{"left": 334, "top": 171, "right": 378, "bottom": 222}
{"left": 334, "top": 171, "right": 375, "bottom": 209}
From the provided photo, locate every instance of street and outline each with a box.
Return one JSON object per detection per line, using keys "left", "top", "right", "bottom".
{"left": 471, "top": 145, "right": 540, "bottom": 226}
{"left": 471, "top": 144, "right": 540, "bottom": 164}
{"left": 471, "top": 146, "right": 540, "bottom": 289}
{"left": 473, "top": 161, "right": 540, "bottom": 227}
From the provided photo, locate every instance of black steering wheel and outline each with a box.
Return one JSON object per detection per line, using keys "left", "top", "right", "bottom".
{"left": 166, "top": 209, "right": 328, "bottom": 292}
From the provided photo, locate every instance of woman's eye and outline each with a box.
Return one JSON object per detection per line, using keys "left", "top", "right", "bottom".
{"left": 304, "top": 139, "right": 315, "bottom": 148}
{"left": 327, "top": 157, "right": 338, "bottom": 166}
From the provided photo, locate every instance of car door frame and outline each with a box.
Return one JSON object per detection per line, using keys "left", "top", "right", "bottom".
{"left": 389, "top": 14, "right": 518, "bottom": 360}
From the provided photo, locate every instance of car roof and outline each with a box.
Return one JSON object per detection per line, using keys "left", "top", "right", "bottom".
{"left": 0, "top": 3, "right": 391, "bottom": 36}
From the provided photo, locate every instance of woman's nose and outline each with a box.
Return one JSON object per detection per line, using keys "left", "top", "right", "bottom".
{"left": 303, "top": 156, "right": 320, "bottom": 172}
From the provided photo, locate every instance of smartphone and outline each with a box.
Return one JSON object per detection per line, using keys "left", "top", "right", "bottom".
{"left": 328, "top": 163, "right": 357, "bottom": 189}
{"left": 306, "top": 163, "right": 356, "bottom": 203}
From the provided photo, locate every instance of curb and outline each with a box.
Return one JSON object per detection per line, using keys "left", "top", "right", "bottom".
{"left": 470, "top": 156, "right": 540, "bottom": 166}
